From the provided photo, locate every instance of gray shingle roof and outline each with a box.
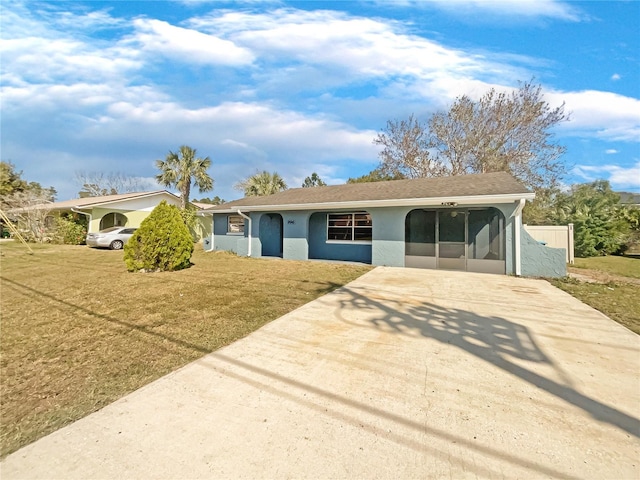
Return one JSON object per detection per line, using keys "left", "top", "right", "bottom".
{"left": 208, "top": 172, "right": 532, "bottom": 211}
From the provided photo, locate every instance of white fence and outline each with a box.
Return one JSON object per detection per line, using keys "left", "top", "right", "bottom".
{"left": 524, "top": 224, "right": 575, "bottom": 264}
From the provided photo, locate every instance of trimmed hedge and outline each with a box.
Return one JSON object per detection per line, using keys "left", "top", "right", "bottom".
{"left": 124, "top": 201, "right": 194, "bottom": 272}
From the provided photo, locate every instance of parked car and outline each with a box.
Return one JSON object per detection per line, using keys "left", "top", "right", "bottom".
{"left": 86, "top": 227, "right": 137, "bottom": 250}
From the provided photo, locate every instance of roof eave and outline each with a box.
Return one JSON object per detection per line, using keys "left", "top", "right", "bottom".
{"left": 50, "top": 190, "right": 178, "bottom": 210}
{"left": 200, "top": 192, "right": 535, "bottom": 214}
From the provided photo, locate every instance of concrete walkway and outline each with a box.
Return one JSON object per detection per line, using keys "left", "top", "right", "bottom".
{"left": 2, "top": 267, "right": 639, "bottom": 479}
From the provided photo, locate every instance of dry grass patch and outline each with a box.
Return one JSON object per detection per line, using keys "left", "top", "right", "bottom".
{"left": 0, "top": 242, "right": 371, "bottom": 457}
{"left": 551, "top": 255, "right": 640, "bottom": 335}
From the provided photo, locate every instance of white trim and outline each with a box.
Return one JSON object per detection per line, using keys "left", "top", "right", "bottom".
{"left": 83, "top": 191, "right": 181, "bottom": 209}
{"left": 70, "top": 208, "right": 92, "bottom": 233}
{"left": 326, "top": 240, "right": 373, "bottom": 245}
{"left": 48, "top": 190, "right": 180, "bottom": 211}
{"left": 208, "top": 192, "right": 535, "bottom": 213}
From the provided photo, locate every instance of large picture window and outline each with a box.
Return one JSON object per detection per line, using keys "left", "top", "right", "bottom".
{"left": 228, "top": 215, "right": 245, "bottom": 234}
{"left": 327, "top": 212, "right": 372, "bottom": 242}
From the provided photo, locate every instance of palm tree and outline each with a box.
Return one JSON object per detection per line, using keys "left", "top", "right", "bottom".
{"left": 235, "top": 170, "right": 287, "bottom": 197}
{"left": 302, "top": 172, "right": 327, "bottom": 188}
{"left": 156, "top": 146, "right": 213, "bottom": 209}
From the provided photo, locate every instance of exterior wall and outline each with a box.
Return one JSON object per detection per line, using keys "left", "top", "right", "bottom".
{"left": 369, "top": 208, "right": 405, "bottom": 267}
{"left": 89, "top": 207, "right": 151, "bottom": 232}
{"left": 308, "top": 212, "right": 371, "bottom": 263}
{"left": 193, "top": 216, "right": 212, "bottom": 243}
{"left": 496, "top": 203, "right": 518, "bottom": 275}
{"left": 87, "top": 194, "right": 182, "bottom": 233}
{"left": 208, "top": 214, "right": 248, "bottom": 255}
{"left": 281, "top": 211, "right": 310, "bottom": 261}
{"left": 520, "top": 227, "right": 567, "bottom": 278}
{"left": 208, "top": 201, "right": 568, "bottom": 277}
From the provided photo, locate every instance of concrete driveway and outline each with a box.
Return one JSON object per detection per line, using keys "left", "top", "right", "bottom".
{"left": 2, "top": 267, "right": 639, "bottom": 479}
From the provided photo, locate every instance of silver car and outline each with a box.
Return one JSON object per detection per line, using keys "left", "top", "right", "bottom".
{"left": 86, "top": 227, "right": 137, "bottom": 250}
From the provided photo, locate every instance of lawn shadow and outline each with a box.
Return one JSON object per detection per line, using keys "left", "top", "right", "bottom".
{"left": 335, "top": 284, "right": 640, "bottom": 439}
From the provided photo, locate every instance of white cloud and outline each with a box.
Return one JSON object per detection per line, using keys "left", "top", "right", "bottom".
{"left": 191, "top": 8, "right": 530, "bottom": 104}
{"left": 94, "top": 100, "right": 378, "bottom": 160}
{"left": 605, "top": 149, "right": 618, "bottom": 154}
{"left": 424, "top": 0, "right": 583, "bottom": 21}
{"left": 574, "top": 162, "right": 640, "bottom": 189}
{"left": 1, "top": 2, "right": 636, "bottom": 200}
{"left": 1, "top": 37, "right": 142, "bottom": 85}
{"left": 548, "top": 89, "right": 640, "bottom": 142}
{"left": 2, "top": 92, "right": 380, "bottom": 199}
{"left": 0, "top": 2, "right": 142, "bottom": 86}
{"left": 130, "top": 19, "right": 254, "bottom": 66}
{"left": 611, "top": 73, "right": 621, "bottom": 81}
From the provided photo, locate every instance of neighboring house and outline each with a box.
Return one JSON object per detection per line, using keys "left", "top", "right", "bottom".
{"left": 199, "top": 172, "right": 567, "bottom": 277}
{"left": 618, "top": 192, "right": 640, "bottom": 206}
{"left": 44, "top": 191, "right": 182, "bottom": 232}
{"left": 42, "top": 191, "right": 211, "bottom": 240}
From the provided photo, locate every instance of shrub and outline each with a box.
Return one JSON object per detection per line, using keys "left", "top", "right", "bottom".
{"left": 180, "top": 204, "right": 199, "bottom": 241}
{"left": 123, "top": 201, "right": 194, "bottom": 272}
{"left": 553, "top": 180, "right": 631, "bottom": 257}
{"left": 55, "top": 215, "right": 87, "bottom": 245}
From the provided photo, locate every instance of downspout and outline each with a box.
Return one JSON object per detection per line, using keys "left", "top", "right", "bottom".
{"left": 237, "top": 209, "right": 252, "bottom": 257}
{"left": 71, "top": 208, "right": 92, "bottom": 233}
{"left": 512, "top": 199, "right": 526, "bottom": 276}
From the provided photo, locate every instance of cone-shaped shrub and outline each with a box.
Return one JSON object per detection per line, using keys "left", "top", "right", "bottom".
{"left": 124, "top": 200, "right": 194, "bottom": 272}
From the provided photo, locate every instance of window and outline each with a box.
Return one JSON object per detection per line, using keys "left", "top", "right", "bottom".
{"left": 327, "top": 212, "right": 372, "bottom": 242}
{"left": 228, "top": 215, "right": 245, "bottom": 234}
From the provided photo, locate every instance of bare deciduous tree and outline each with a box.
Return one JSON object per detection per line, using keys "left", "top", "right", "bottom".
{"left": 2, "top": 190, "right": 56, "bottom": 243}
{"left": 374, "top": 81, "right": 569, "bottom": 191}
{"left": 374, "top": 114, "right": 448, "bottom": 179}
{"left": 75, "top": 171, "right": 156, "bottom": 197}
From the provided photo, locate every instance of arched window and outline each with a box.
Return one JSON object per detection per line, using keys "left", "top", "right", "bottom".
{"left": 100, "top": 212, "right": 128, "bottom": 230}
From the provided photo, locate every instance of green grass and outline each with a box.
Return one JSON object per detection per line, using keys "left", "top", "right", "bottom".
{"left": 571, "top": 255, "right": 640, "bottom": 279}
{"left": 551, "top": 255, "right": 640, "bottom": 335}
{"left": 551, "top": 279, "right": 639, "bottom": 334}
{"left": 0, "top": 242, "right": 371, "bottom": 457}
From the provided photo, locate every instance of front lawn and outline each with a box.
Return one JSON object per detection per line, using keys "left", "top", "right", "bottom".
{"left": 551, "top": 255, "right": 640, "bottom": 335}
{"left": 571, "top": 255, "right": 640, "bottom": 279}
{"left": 0, "top": 242, "right": 371, "bottom": 457}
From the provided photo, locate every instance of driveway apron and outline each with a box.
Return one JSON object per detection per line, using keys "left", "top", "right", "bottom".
{"left": 2, "top": 267, "right": 639, "bottom": 479}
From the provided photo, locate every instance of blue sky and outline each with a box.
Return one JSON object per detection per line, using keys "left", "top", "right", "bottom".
{"left": 1, "top": 0, "right": 639, "bottom": 202}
